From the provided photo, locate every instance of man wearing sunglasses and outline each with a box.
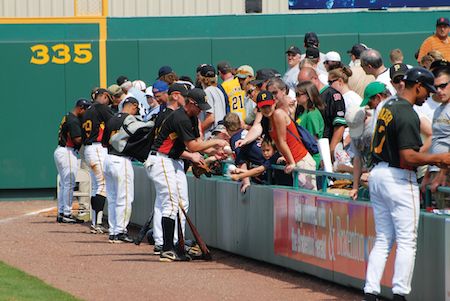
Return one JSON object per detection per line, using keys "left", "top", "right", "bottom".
{"left": 145, "top": 88, "right": 228, "bottom": 262}
{"left": 421, "top": 61, "right": 450, "bottom": 208}
{"left": 364, "top": 67, "right": 450, "bottom": 301}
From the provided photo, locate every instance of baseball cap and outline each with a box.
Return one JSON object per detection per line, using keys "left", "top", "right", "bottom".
{"left": 436, "top": 17, "right": 450, "bottom": 26}
{"left": 107, "top": 84, "right": 122, "bottom": 96}
{"left": 236, "top": 65, "right": 255, "bottom": 79}
{"left": 145, "top": 86, "right": 154, "bottom": 97}
{"left": 345, "top": 106, "right": 366, "bottom": 139}
{"left": 217, "top": 61, "right": 233, "bottom": 74}
{"left": 347, "top": 44, "right": 367, "bottom": 58}
{"left": 116, "top": 75, "right": 130, "bottom": 86}
{"left": 157, "top": 66, "right": 173, "bottom": 79}
{"left": 304, "top": 32, "right": 319, "bottom": 47}
{"left": 256, "top": 91, "right": 275, "bottom": 108}
{"left": 361, "top": 82, "right": 386, "bottom": 107}
{"left": 122, "top": 97, "right": 139, "bottom": 106}
{"left": 325, "top": 51, "right": 341, "bottom": 62}
{"left": 168, "top": 83, "right": 189, "bottom": 97}
{"left": 196, "top": 63, "right": 208, "bottom": 73}
{"left": 250, "top": 68, "right": 281, "bottom": 86}
{"left": 286, "top": 45, "right": 301, "bottom": 55}
{"left": 430, "top": 60, "right": 450, "bottom": 75}
{"left": 390, "top": 63, "right": 409, "bottom": 81}
{"left": 403, "top": 67, "right": 437, "bottom": 93}
{"left": 187, "top": 88, "right": 211, "bottom": 111}
{"left": 93, "top": 88, "right": 113, "bottom": 101}
{"left": 75, "top": 98, "right": 92, "bottom": 109}
{"left": 152, "top": 80, "right": 169, "bottom": 94}
{"left": 199, "top": 64, "right": 216, "bottom": 78}
{"left": 306, "top": 47, "right": 320, "bottom": 59}
{"left": 133, "top": 80, "right": 147, "bottom": 91}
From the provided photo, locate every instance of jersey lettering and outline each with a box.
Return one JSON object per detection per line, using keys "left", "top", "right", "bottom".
{"left": 222, "top": 78, "right": 246, "bottom": 120}
{"left": 82, "top": 120, "right": 92, "bottom": 138}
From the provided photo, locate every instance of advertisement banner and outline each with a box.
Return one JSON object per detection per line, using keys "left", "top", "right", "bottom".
{"left": 289, "top": 0, "right": 450, "bottom": 9}
{"left": 274, "top": 190, "right": 395, "bottom": 285}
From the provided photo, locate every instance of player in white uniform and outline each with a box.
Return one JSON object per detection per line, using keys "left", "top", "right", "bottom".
{"left": 54, "top": 99, "right": 91, "bottom": 223}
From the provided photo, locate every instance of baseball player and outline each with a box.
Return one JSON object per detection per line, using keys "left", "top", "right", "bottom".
{"left": 81, "top": 88, "right": 114, "bottom": 234}
{"left": 145, "top": 88, "right": 227, "bottom": 261}
{"left": 103, "top": 97, "right": 147, "bottom": 243}
{"left": 364, "top": 67, "right": 450, "bottom": 301}
{"left": 54, "top": 99, "right": 91, "bottom": 223}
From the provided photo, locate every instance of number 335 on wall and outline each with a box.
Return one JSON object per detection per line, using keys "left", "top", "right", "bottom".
{"left": 30, "top": 43, "right": 93, "bottom": 65}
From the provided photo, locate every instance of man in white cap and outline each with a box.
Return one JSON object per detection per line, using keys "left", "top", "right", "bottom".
{"left": 324, "top": 51, "right": 343, "bottom": 72}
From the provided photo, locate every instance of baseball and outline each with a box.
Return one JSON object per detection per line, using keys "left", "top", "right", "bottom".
{"left": 224, "top": 145, "right": 232, "bottom": 154}
{"left": 228, "top": 164, "right": 237, "bottom": 172}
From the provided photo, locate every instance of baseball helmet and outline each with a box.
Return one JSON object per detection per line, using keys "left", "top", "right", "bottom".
{"left": 403, "top": 67, "right": 437, "bottom": 93}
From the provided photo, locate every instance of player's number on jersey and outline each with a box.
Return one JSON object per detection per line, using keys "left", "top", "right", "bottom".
{"left": 83, "top": 120, "right": 93, "bottom": 138}
{"left": 231, "top": 95, "right": 244, "bottom": 110}
{"left": 30, "top": 43, "right": 92, "bottom": 65}
{"left": 373, "top": 125, "right": 386, "bottom": 154}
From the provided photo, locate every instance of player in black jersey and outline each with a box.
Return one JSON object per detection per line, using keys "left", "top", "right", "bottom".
{"left": 81, "top": 88, "right": 114, "bottom": 234}
{"left": 54, "top": 99, "right": 91, "bottom": 223}
{"left": 145, "top": 88, "right": 228, "bottom": 261}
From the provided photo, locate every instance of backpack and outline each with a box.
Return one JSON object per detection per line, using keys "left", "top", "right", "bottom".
{"left": 286, "top": 118, "right": 319, "bottom": 155}
{"left": 110, "top": 115, "right": 155, "bottom": 162}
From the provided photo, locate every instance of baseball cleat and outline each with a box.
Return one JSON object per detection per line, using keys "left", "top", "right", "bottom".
{"left": 159, "top": 250, "right": 191, "bottom": 262}
{"left": 116, "top": 233, "right": 134, "bottom": 243}
{"left": 90, "top": 224, "right": 107, "bottom": 234}
{"left": 362, "top": 293, "right": 379, "bottom": 301}
{"left": 153, "top": 245, "right": 162, "bottom": 255}
{"left": 393, "top": 294, "right": 407, "bottom": 301}
{"left": 108, "top": 235, "right": 116, "bottom": 243}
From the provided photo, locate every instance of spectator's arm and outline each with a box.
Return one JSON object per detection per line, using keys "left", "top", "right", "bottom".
{"left": 235, "top": 112, "right": 263, "bottom": 147}
{"left": 330, "top": 125, "right": 345, "bottom": 157}
{"left": 231, "top": 165, "right": 266, "bottom": 181}
{"left": 202, "top": 112, "right": 215, "bottom": 132}
{"left": 350, "top": 156, "right": 362, "bottom": 200}
{"left": 419, "top": 116, "right": 432, "bottom": 153}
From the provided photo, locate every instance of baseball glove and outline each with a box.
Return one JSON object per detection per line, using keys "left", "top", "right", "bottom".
{"left": 192, "top": 161, "right": 212, "bottom": 178}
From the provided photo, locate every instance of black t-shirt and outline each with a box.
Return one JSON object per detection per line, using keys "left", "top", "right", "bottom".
{"left": 102, "top": 113, "right": 129, "bottom": 157}
{"left": 319, "top": 86, "right": 346, "bottom": 139}
{"left": 267, "top": 153, "right": 293, "bottom": 187}
{"left": 57, "top": 112, "right": 82, "bottom": 149}
{"left": 151, "top": 107, "right": 200, "bottom": 159}
{"left": 371, "top": 97, "right": 422, "bottom": 169}
{"left": 81, "top": 103, "right": 114, "bottom": 145}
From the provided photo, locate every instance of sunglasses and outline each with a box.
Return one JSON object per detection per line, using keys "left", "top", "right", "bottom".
{"left": 434, "top": 81, "right": 450, "bottom": 90}
{"left": 328, "top": 78, "right": 339, "bottom": 86}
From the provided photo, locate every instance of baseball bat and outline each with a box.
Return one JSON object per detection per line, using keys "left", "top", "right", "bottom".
{"left": 177, "top": 212, "right": 185, "bottom": 255}
{"left": 134, "top": 211, "right": 154, "bottom": 245}
{"left": 179, "top": 203, "right": 212, "bottom": 260}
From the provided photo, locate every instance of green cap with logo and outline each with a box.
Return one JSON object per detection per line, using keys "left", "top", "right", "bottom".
{"left": 361, "top": 82, "right": 386, "bottom": 107}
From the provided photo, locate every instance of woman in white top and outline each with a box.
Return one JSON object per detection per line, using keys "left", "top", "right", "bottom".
{"left": 328, "top": 66, "right": 362, "bottom": 109}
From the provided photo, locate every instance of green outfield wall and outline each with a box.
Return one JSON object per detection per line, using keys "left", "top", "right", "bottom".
{"left": 0, "top": 10, "right": 449, "bottom": 192}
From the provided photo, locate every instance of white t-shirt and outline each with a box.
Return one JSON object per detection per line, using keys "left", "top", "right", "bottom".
{"left": 376, "top": 69, "right": 396, "bottom": 96}
{"left": 414, "top": 96, "right": 441, "bottom": 123}
{"left": 202, "top": 86, "right": 227, "bottom": 138}
{"left": 119, "top": 87, "right": 149, "bottom": 119}
{"left": 343, "top": 90, "right": 362, "bottom": 109}
{"left": 283, "top": 65, "right": 300, "bottom": 91}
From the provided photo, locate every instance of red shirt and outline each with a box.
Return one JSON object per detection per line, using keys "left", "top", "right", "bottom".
{"left": 269, "top": 117, "right": 308, "bottom": 163}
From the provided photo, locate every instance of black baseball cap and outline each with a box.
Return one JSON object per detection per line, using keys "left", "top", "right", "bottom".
{"left": 347, "top": 44, "right": 367, "bottom": 58}
{"left": 157, "top": 66, "right": 173, "bottom": 79}
{"left": 390, "top": 63, "right": 409, "bottom": 80}
{"left": 187, "top": 88, "right": 211, "bottom": 111}
{"left": 249, "top": 68, "right": 281, "bottom": 86}
{"left": 168, "top": 83, "right": 189, "bottom": 97}
{"left": 286, "top": 45, "right": 301, "bottom": 55}
{"left": 256, "top": 91, "right": 275, "bottom": 108}
{"left": 122, "top": 97, "right": 139, "bottom": 106}
{"left": 403, "top": 67, "right": 437, "bottom": 93}
{"left": 75, "top": 98, "right": 92, "bottom": 109}
{"left": 430, "top": 60, "right": 450, "bottom": 76}
{"left": 199, "top": 64, "right": 216, "bottom": 77}
{"left": 116, "top": 75, "right": 130, "bottom": 86}
{"left": 306, "top": 47, "right": 320, "bottom": 59}
{"left": 196, "top": 63, "right": 208, "bottom": 73}
{"left": 436, "top": 17, "right": 449, "bottom": 27}
{"left": 304, "top": 32, "right": 319, "bottom": 47}
{"left": 93, "top": 88, "right": 113, "bottom": 101}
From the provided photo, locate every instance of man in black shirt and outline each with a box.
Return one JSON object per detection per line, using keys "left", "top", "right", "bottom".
{"left": 364, "top": 68, "right": 450, "bottom": 301}
{"left": 102, "top": 97, "right": 142, "bottom": 243}
{"left": 54, "top": 99, "right": 91, "bottom": 223}
{"left": 145, "top": 88, "right": 227, "bottom": 261}
{"left": 81, "top": 88, "right": 114, "bottom": 234}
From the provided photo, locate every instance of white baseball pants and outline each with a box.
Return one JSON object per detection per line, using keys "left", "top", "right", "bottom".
{"left": 83, "top": 143, "right": 107, "bottom": 197}
{"left": 54, "top": 146, "right": 78, "bottom": 216}
{"left": 104, "top": 154, "right": 134, "bottom": 236}
{"left": 145, "top": 153, "right": 188, "bottom": 244}
{"left": 364, "top": 162, "right": 420, "bottom": 296}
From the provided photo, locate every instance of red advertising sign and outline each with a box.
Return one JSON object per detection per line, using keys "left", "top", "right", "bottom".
{"left": 274, "top": 189, "right": 395, "bottom": 286}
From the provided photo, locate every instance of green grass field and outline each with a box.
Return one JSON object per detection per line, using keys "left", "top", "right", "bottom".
{"left": 0, "top": 261, "right": 81, "bottom": 301}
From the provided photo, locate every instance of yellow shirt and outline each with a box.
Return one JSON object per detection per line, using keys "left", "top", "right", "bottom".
{"left": 418, "top": 35, "right": 450, "bottom": 62}
{"left": 221, "top": 77, "right": 246, "bottom": 121}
